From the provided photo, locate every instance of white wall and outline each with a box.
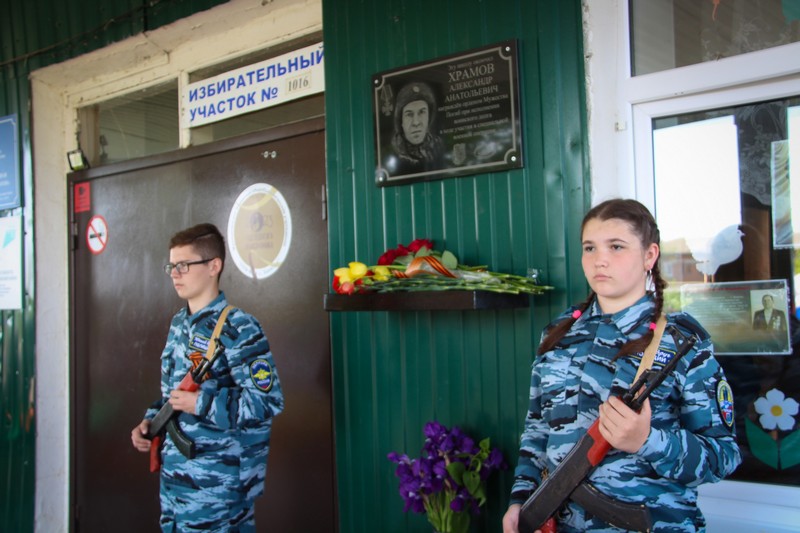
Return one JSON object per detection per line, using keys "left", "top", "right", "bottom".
{"left": 30, "top": 1, "right": 322, "bottom": 530}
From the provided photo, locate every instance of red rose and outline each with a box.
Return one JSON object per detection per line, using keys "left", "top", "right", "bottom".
{"left": 407, "top": 239, "right": 433, "bottom": 253}
{"left": 378, "top": 249, "right": 398, "bottom": 265}
{"left": 340, "top": 281, "right": 355, "bottom": 295}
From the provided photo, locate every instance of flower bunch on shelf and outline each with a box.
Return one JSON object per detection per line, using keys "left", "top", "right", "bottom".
{"left": 331, "top": 238, "right": 551, "bottom": 295}
{"left": 331, "top": 261, "right": 391, "bottom": 295}
{"left": 387, "top": 421, "right": 506, "bottom": 533}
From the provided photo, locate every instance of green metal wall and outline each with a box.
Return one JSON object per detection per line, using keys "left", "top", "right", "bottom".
{"left": 322, "top": 0, "right": 590, "bottom": 531}
{"left": 0, "top": 1, "right": 227, "bottom": 531}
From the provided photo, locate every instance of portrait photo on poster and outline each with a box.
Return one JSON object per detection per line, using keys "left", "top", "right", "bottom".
{"left": 679, "top": 280, "right": 792, "bottom": 355}
{"left": 372, "top": 40, "right": 523, "bottom": 186}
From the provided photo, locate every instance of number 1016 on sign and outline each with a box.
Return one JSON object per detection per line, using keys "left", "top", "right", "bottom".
{"left": 286, "top": 73, "right": 312, "bottom": 93}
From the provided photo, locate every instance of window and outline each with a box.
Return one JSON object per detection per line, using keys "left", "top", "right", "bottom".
{"left": 189, "top": 94, "right": 324, "bottom": 145}
{"left": 80, "top": 81, "right": 180, "bottom": 165}
{"left": 630, "top": 0, "right": 800, "bottom": 76}
{"left": 585, "top": 0, "right": 800, "bottom": 524}
{"left": 652, "top": 96, "right": 800, "bottom": 485}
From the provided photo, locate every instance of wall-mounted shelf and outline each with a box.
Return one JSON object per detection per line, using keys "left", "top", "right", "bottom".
{"left": 323, "top": 290, "right": 530, "bottom": 311}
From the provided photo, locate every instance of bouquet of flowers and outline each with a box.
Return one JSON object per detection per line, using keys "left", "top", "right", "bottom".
{"left": 332, "top": 238, "right": 551, "bottom": 295}
{"left": 387, "top": 421, "right": 506, "bottom": 533}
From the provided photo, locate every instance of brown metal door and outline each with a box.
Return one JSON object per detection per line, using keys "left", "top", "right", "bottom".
{"left": 69, "top": 119, "right": 334, "bottom": 532}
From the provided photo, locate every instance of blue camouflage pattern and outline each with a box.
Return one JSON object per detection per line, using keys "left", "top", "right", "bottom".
{"left": 510, "top": 295, "right": 741, "bottom": 532}
{"left": 145, "top": 292, "right": 284, "bottom": 532}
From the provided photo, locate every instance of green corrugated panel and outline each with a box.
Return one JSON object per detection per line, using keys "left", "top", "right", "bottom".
{"left": 1, "top": 0, "right": 228, "bottom": 74}
{"left": 324, "top": 0, "right": 590, "bottom": 530}
{"left": 0, "top": 75, "right": 36, "bottom": 533}
{"left": 0, "top": 1, "right": 229, "bottom": 531}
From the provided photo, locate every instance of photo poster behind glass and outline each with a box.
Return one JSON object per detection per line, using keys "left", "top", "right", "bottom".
{"left": 680, "top": 280, "right": 791, "bottom": 355}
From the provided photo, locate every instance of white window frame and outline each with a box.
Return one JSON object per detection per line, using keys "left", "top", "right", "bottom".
{"left": 631, "top": 53, "right": 800, "bottom": 217}
{"left": 584, "top": 1, "right": 800, "bottom": 529}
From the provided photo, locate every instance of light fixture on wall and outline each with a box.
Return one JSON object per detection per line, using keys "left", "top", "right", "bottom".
{"left": 67, "top": 148, "right": 89, "bottom": 171}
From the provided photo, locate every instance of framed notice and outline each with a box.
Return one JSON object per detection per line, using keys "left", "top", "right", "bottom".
{"left": 0, "top": 114, "right": 20, "bottom": 210}
{"left": 771, "top": 139, "right": 795, "bottom": 249}
{"left": 373, "top": 40, "right": 523, "bottom": 186}
{"left": 0, "top": 215, "right": 23, "bottom": 310}
{"left": 679, "top": 280, "right": 791, "bottom": 355}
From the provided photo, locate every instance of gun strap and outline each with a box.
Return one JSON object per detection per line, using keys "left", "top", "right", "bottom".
{"left": 205, "top": 305, "right": 234, "bottom": 361}
{"left": 633, "top": 315, "right": 667, "bottom": 385}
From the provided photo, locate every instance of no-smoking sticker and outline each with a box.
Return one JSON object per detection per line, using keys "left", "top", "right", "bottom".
{"left": 86, "top": 215, "right": 108, "bottom": 255}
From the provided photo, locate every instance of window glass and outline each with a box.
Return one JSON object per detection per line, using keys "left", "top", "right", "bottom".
{"left": 93, "top": 82, "right": 179, "bottom": 164}
{"left": 190, "top": 94, "right": 324, "bottom": 145}
{"left": 654, "top": 95, "right": 800, "bottom": 486}
{"left": 630, "top": 0, "right": 800, "bottom": 76}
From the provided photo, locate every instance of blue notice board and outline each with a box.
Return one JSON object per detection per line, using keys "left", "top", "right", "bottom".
{"left": 0, "top": 114, "right": 20, "bottom": 210}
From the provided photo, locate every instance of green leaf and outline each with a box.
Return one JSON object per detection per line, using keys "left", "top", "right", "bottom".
{"left": 463, "top": 470, "right": 481, "bottom": 494}
{"left": 446, "top": 461, "right": 466, "bottom": 484}
{"left": 415, "top": 247, "right": 431, "bottom": 258}
{"left": 745, "top": 417, "right": 779, "bottom": 468}
{"left": 441, "top": 250, "right": 458, "bottom": 270}
{"left": 781, "top": 428, "right": 800, "bottom": 469}
{"left": 395, "top": 254, "right": 414, "bottom": 266}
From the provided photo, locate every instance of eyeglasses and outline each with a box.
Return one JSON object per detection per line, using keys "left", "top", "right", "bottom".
{"left": 164, "top": 258, "right": 213, "bottom": 275}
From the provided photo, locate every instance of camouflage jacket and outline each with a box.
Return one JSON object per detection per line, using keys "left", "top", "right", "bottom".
{"left": 511, "top": 295, "right": 741, "bottom": 532}
{"left": 146, "top": 292, "right": 284, "bottom": 502}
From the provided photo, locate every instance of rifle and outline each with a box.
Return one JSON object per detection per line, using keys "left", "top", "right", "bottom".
{"left": 144, "top": 344, "right": 222, "bottom": 471}
{"left": 518, "top": 324, "right": 697, "bottom": 532}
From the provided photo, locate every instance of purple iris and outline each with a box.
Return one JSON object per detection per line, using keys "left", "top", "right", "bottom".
{"left": 388, "top": 421, "right": 507, "bottom": 518}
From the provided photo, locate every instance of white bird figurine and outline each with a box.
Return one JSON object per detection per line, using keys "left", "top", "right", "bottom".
{"left": 689, "top": 225, "right": 745, "bottom": 278}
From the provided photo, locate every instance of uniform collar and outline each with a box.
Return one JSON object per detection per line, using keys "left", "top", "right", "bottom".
{"left": 186, "top": 291, "right": 228, "bottom": 326}
{"left": 587, "top": 294, "right": 655, "bottom": 335}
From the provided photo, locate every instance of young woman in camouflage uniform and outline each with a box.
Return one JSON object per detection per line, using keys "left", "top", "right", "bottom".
{"left": 131, "top": 223, "right": 284, "bottom": 532}
{"left": 503, "top": 199, "right": 741, "bottom": 532}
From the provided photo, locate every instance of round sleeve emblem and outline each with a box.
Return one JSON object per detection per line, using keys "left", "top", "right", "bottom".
{"left": 250, "top": 359, "right": 274, "bottom": 392}
{"left": 716, "top": 379, "right": 735, "bottom": 428}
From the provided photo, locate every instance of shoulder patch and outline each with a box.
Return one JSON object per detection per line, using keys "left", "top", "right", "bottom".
{"left": 250, "top": 359, "right": 275, "bottom": 392}
{"left": 716, "top": 379, "right": 735, "bottom": 428}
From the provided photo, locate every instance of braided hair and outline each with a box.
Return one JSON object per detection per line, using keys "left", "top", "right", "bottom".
{"left": 537, "top": 199, "right": 667, "bottom": 359}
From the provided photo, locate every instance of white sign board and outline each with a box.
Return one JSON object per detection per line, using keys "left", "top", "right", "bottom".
{"left": 0, "top": 215, "right": 23, "bottom": 310}
{"left": 182, "top": 42, "right": 325, "bottom": 128}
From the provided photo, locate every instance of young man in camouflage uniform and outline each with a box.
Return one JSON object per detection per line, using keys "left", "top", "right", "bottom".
{"left": 503, "top": 199, "right": 741, "bottom": 532}
{"left": 131, "top": 223, "right": 284, "bottom": 532}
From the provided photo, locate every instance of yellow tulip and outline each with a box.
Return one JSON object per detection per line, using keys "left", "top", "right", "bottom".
{"left": 373, "top": 265, "right": 391, "bottom": 281}
{"left": 334, "top": 267, "right": 352, "bottom": 283}
{"left": 348, "top": 261, "right": 368, "bottom": 278}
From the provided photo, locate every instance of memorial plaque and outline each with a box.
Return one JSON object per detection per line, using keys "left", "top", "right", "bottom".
{"left": 373, "top": 40, "right": 523, "bottom": 186}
